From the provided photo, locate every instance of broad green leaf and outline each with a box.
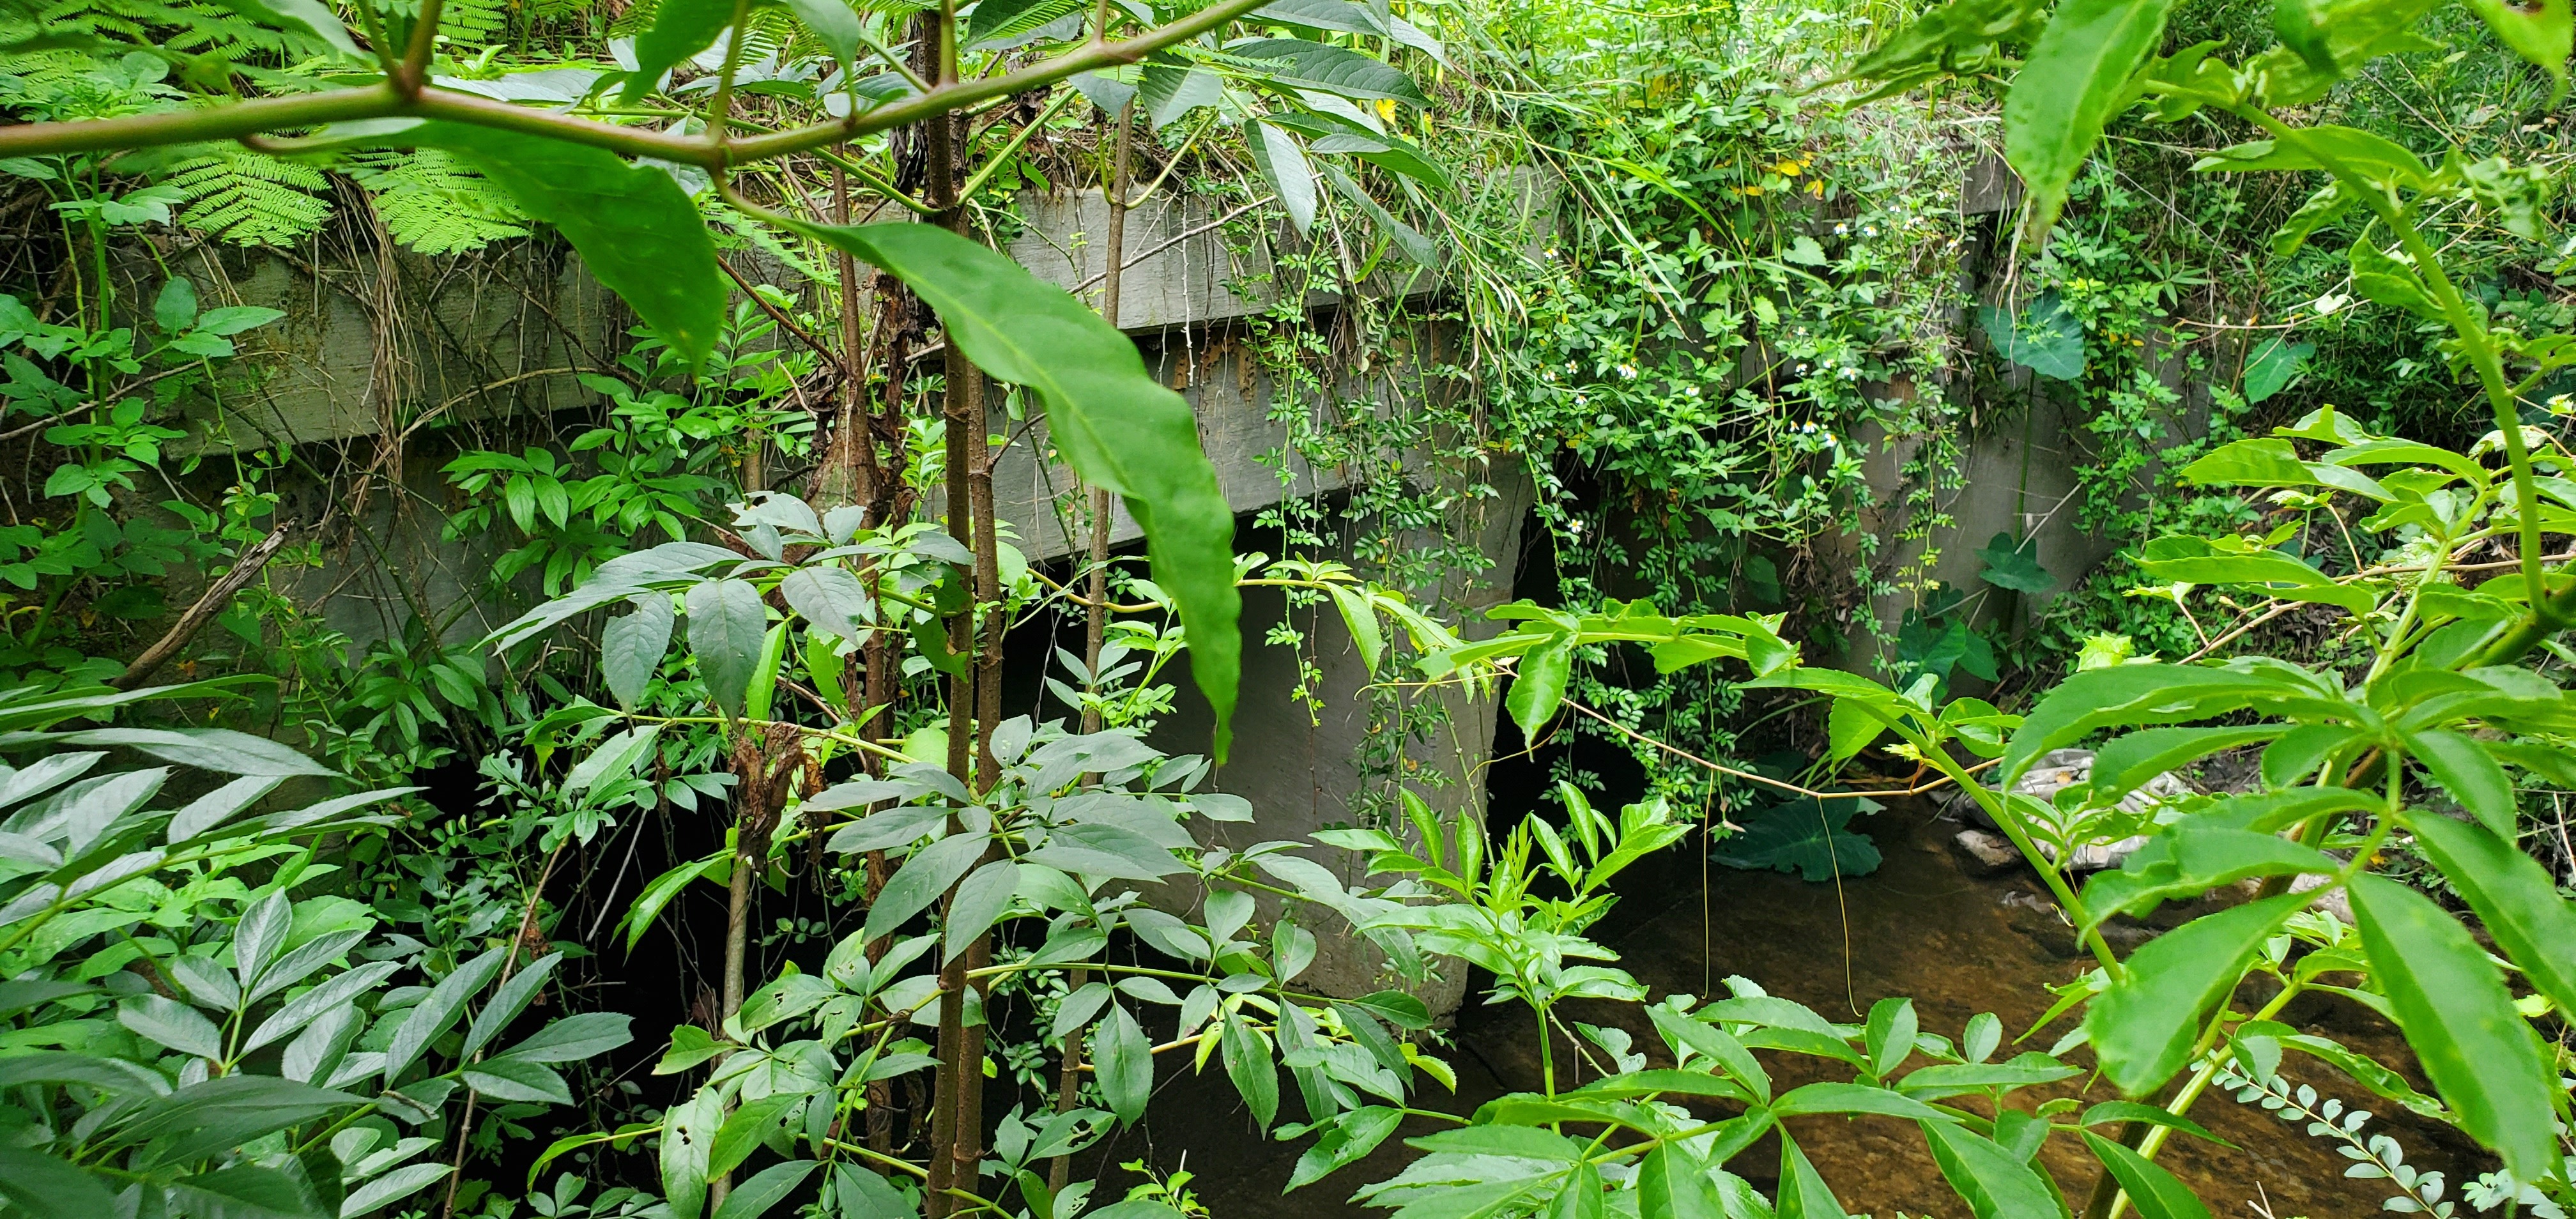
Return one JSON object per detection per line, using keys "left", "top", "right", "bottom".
{"left": 864, "top": 832, "right": 986, "bottom": 944}
{"left": 2262, "top": 723, "right": 2363, "bottom": 788}
{"left": 966, "top": 0, "right": 1084, "bottom": 44}
{"left": 2405, "top": 729, "right": 2517, "bottom": 839}
{"left": 1286, "top": 1105, "right": 1400, "bottom": 1191}
{"left": 2349, "top": 238, "right": 2441, "bottom": 320}
{"left": 461, "top": 1057, "right": 573, "bottom": 1105}
{"left": 1094, "top": 1002, "right": 1152, "bottom": 1124}
{"left": 1980, "top": 294, "right": 2085, "bottom": 380}
{"left": 785, "top": 222, "right": 1240, "bottom": 758}
{"left": 712, "top": 1161, "right": 817, "bottom": 1219}
{"left": 661, "top": 1085, "right": 724, "bottom": 1219}
{"left": 2085, "top": 893, "right": 2306, "bottom": 1093}
{"left": 1325, "top": 585, "right": 1385, "bottom": 673}
{"left": 55, "top": 727, "right": 332, "bottom": 776}
{"left": 2079, "top": 1101, "right": 2228, "bottom": 1146}
{"left": 1545, "top": 1160, "right": 1606, "bottom": 1219}
{"left": 2242, "top": 335, "right": 2313, "bottom": 403}
{"left": 166, "top": 1165, "right": 327, "bottom": 1219}
{"left": 399, "top": 124, "right": 722, "bottom": 365}
{"left": 0, "top": 1147, "right": 114, "bottom": 1219}
{"left": 1827, "top": 697, "right": 1888, "bottom": 761}
{"left": 121, "top": 993, "right": 224, "bottom": 1059}
{"left": 1506, "top": 634, "right": 1574, "bottom": 746}
{"left": 1220, "top": 1008, "right": 1280, "bottom": 1129}
{"left": 686, "top": 579, "right": 769, "bottom": 719}
{"left": 1232, "top": 39, "right": 1429, "bottom": 106}
{"left": 1647, "top": 1006, "right": 1770, "bottom": 1101}
{"left": 780, "top": 0, "right": 862, "bottom": 71}
{"left": 2001, "top": 0, "right": 2179, "bottom": 240}
{"left": 2136, "top": 539, "right": 2373, "bottom": 614}
{"left": 1247, "top": 119, "right": 1317, "bottom": 236}
{"left": 2081, "top": 1131, "right": 2213, "bottom": 1219}
{"left": 1636, "top": 1143, "right": 1726, "bottom": 1218}
{"left": 2467, "top": 0, "right": 2572, "bottom": 91}
{"left": 2180, "top": 438, "right": 2309, "bottom": 486}
{"left": 778, "top": 566, "right": 874, "bottom": 642}
{"left": 2002, "top": 663, "right": 2297, "bottom": 784}
{"left": 504, "top": 1011, "right": 634, "bottom": 1062}
{"left": 387, "top": 947, "right": 507, "bottom": 1085}
{"left": 1976, "top": 531, "right": 2056, "bottom": 594}
{"left": 2088, "top": 725, "right": 2286, "bottom": 800}
{"left": 709, "top": 1093, "right": 804, "bottom": 1178}
{"left": 461, "top": 952, "right": 562, "bottom": 1060}
{"left": 119, "top": 1075, "right": 364, "bottom": 1166}
{"left": 743, "top": 621, "right": 790, "bottom": 723}
{"left": 1772, "top": 1082, "right": 1948, "bottom": 1123}
{"left": 622, "top": 0, "right": 732, "bottom": 101}
{"left": 2409, "top": 814, "right": 2576, "bottom": 1019}
{"left": 1866, "top": 997, "right": 1919, "bottom": 1078}
{"left": 943, "top": 858, "right": 1016, "bottom": 963}
{"left": 2349, "top": 873, "right": 2555, "bottom": 1177}
{"left": 1922, "top": 1121, "right": 2059, "bottom": 1219}
{"left": 604, "top": 594, "right": 674, "bottom": 709}
{"left": 1775, "top": 1136, "right": 1848, "bottom": 1219}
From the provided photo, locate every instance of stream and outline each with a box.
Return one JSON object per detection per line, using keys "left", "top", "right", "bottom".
{"left": 1081, "top": 795, "right": 2488, "bottom": 1218}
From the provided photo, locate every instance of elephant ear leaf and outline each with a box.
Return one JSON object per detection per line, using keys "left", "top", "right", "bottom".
{"left": 788, "top": 220, "right": 1242, "bottom": 759}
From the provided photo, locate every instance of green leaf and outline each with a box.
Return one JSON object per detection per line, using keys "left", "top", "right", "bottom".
{"left": 2467, "top": 0, "right": 2572, "bottom": 92}
{"left": 0, "top": 1147, "right": 115, "bottom": 1219}
{"left": 710, "top": 1093, "right": 804, "bottom": 1178}
{"left": 2405, "top": 729, "right": 2517, "bottom": 839}
{"left": 1246, "top": 119, "right": 1317, "bottom": 236}
{"left": 1772, "top": 1082, "right": 1949, "bottom": 1123}
{"left": 1636, "top": 1143, "right": 1727, "bottom": 1218}
{"left": 743, "top": 621, "right": 790, "bottom": 723}
{"left": 780, "top": 0, "right": 862, "bottom": 71}
{"left": 55, "top": 726, "right": 332, "bottom": 776}
{"left": 121, "top": 992, "right": 224, "bottom": 1059}
{"left": 1326, "top": 585, "right": 1384, "bottom": 673}
{"left": 686, "top": 579, "right": 769, "bottom": 719}
{"left": 2408, "top": 814, "right": 2576, "bottom": 1020}
{"left": 1506, "top": 635, "right": 1574, "bottom": 746}
{"left": 623, "top": 0, "right": 732, "bottom": 101}
{"left": 387, "top": 947, "right": 507, "bottom": 1085}
{"left": 778, "top": 565, "right": 874, "bottom": 642}
{"left": 604, "top": 594, "right": 674, "bottom": 710}
{"left": 1094, "top": 1003, "right": 1152, "bottom": 1125}
{"left": 943, "top": 859, "right": 1016, "bottom": 963}
{"left": 786, "top": 221, "right": 1240, "bottom": 759}
{"left": 712, "top": 1161, "right": 817, "bottom": 1219}
{"left": 1708, "top": 797, "right": 1882, "bottom": 883}
{"left": 2085, "top": 892, "right": 2306, "bottom": 1094}
{"left": 1826, "top": 697, "right": 1888, "bottom": 762}
{"left": 1775, "top": 1136, "right": 1848, "bottom": 1219}
{"left": 1232, "top": 39, "right": 1429, "bottom": 106}
{"left": 2001, "top": 663, "right": 2295, "bottom": 784}
{"left": 398, "top": 124, "right": 722, "bottom": 365}
{"left": 2079, "top": 1100, "right": 2228, "bottom": 1146}
{"left": 966, "top": 0, "right": 1083, "bottom": 44}
{"left": 1866, "top": 997, "right": 1919, "bottom": 1078}
{"left": 1977, "top": 532, "right": 2055, "bottom": 594}
{"left": 2349, "top": 238, "right": 2441, "bottom": 321}
{"left": 1980, "top": 293, "right": 2085, "bottom": 380}
{"left": 2242, "top": 335, "right": 2313, "bottom": 404}
{"left": 120, "top": 1075, "right": 364, "bottom": 1167}
{"left": 864, "top": 832, "right": 986, "bottom": 944}
{"left": 167, "top": 1164, "right": 330, "bottom": 1219}
{"left": 461, "top": 951, "right": 562, "bottom": 1060}
{"left": 461, "top": 1057, "right": 573, "bottom": 1105}
{"left": 2088, "top": 725, "right": 2287, "bottom": 800}
{"left": 2179, "top": 438, "right": 2310, "bottom": 487}
{"left": 1922, "top": 1121, "right": 2060, "bottom": 1219}
{"left": 504, "top": 1011, "right": 634, "bottom": 1062}
{"left": 661, "top": 1086, "right": 724, "bottom": 1219}
{"left": 1287, "top": 1105, "right": 1400, "bottom": 1191}
{"left": 154, "top": 278, "right": 199, "bottom": 333}
{"left": 2349, "top": 873, "right": 2556, "bottom": 1177}
{"left": 2080, "top": 1132, "right": 2212, "bottom": 1219}
{"left": 2002, "top": 0, "right": 2179, "bottom": 240}
{"left": 1221, "top": 1009, "right": 1280, "bottom": 1129}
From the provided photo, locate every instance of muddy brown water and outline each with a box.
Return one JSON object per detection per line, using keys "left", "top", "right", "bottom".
{"left": 1077, "top": 797, "right": 2488, "bottom": 1217}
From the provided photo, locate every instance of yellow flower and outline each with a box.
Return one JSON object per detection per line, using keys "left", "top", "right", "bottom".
{"left": 1774, "top": 159, "right": 1803, "bottom": 176}
{"left": 1375, "top": 98, "right": 1397, "bottom": 122}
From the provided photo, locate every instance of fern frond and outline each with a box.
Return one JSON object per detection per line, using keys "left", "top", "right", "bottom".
{"left": 437, "top": 0, "right": 508, "bottom": 48}
{"left": 346, "top": 148, "right": 530, "bottom": 255}
{"left": 168, "top": 149, "right": 332, "bottom": 246}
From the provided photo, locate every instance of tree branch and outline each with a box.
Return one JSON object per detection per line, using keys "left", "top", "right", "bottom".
{"left": 111, "top": 524, "right": 293, "bottom": 691}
